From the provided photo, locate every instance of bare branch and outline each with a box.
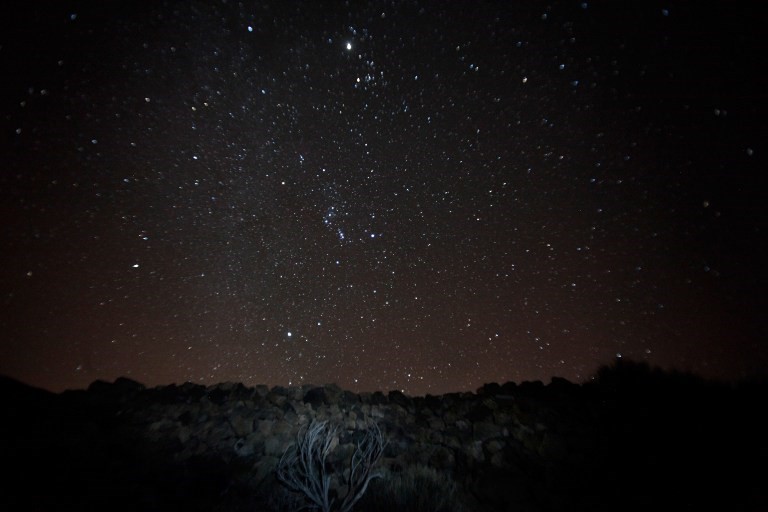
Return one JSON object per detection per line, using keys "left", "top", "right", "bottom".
{"left": 275, "top": 418, "right": 386, "bottom": 512}
{"left": 338, "top": 420, "right": 386, "bottom": 512}
{"left": 276, "top": 420, "right": 337, "bottom": 511}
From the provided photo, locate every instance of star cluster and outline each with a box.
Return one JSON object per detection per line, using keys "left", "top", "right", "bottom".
{"left": 1, "top": 1, "right": 765, "bottom": 395}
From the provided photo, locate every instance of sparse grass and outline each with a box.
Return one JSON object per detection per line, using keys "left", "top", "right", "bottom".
{"left": 356, "top": 464, "right": 462, "bottom": 512}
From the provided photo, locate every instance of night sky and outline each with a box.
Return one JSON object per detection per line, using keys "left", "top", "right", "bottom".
{"left": 2, "top": 1, "right": 766, "bottom": 396}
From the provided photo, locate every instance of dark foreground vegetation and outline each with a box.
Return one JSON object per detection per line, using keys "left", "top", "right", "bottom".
{"left": 2, "top": 360, "right": 766, "bottom": 511}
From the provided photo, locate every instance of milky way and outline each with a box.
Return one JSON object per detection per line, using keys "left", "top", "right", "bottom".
{"left": 2, "top": 1, "right": 766, "bottom": 395}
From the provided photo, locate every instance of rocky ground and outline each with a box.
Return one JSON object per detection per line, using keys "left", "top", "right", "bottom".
{"left": 2, "top": 361, "right": 766, "bottom": 511}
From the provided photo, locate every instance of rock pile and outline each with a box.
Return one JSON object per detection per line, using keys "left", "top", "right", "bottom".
{"left": 1, "top": 364, "right": 766, "bottom": 511}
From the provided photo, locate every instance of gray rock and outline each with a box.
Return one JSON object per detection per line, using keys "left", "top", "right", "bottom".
{"left": 473, "top": 421, "right": 502, "bottom": 441}
{"left": 229, "top": 413, "right": 254, "bottom": 437}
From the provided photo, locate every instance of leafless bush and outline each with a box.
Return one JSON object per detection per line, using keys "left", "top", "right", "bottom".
{"left": 276, "top": 419, "right": 385, "bottom": 512}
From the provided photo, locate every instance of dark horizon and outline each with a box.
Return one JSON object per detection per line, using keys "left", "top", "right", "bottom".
{"left": 2, "top": 355, "right": 763, "bottom": 399}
